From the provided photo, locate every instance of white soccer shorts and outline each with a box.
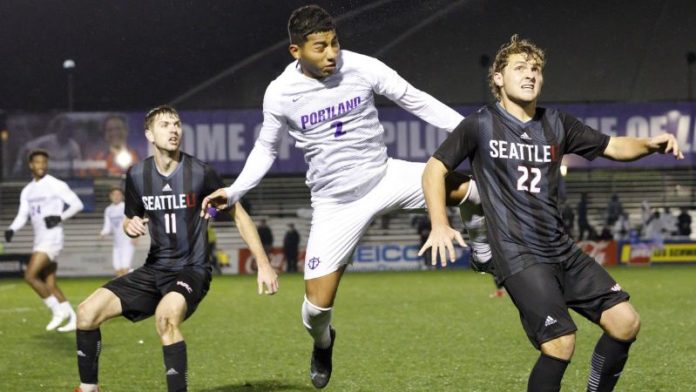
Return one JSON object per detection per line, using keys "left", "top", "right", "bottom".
{"left": 112, "top": 243, "right": 135, "bottom": 270}
{"left": 303, "top": 158, "right": 455, "bottom": 280}
{"left": 34, "top": 242, "right": 63, "bottom": 261}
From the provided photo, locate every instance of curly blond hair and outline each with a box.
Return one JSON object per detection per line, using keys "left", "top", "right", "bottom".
{"left": 488, "top": 34, "right": 546, "bottom": 100}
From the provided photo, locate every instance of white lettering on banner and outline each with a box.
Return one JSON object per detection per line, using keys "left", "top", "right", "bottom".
{"left": 380, "top": 121, "right": 449, "bottom": 159}
{"left": 227, "top": 124, "right": 246, "bottom": 160}
{"left": 180, "top": 123, "right": 251, "bottom": 162}
{"left": 577, "top": 117, "right": 618, "bottom": 136}
{"left": 196, "top": 124, "right": 226, "bottom": 160}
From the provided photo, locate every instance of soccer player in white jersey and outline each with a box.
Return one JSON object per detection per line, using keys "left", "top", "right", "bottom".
{"left": 4, "top": 149, "right": 84, "bottom": 332}
{"left": 100, "top": 187, "right": 134, "bottom": 277}
{"left": 201, "top": 5, "right": 489, "bottom": 388}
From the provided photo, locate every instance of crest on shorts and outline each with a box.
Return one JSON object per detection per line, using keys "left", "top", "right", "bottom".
{"left": 307, "top": 257, "right": 321, "bottom": 270}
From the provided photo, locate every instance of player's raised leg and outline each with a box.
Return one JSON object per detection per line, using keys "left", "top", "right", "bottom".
{"left": 74, "top": 288, "right": 123, "bottom": 392}
{"left": 444, "top": 173, "right": 492, "bottom": 268}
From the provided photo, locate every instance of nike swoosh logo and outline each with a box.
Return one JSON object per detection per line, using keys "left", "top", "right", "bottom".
{"left": 292, "top": 96, "right": 302, "bottom": 102}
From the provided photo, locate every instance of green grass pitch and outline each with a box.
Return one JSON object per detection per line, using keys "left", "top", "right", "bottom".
{"left": 0, "top": 266, "right": 694, "bottom": 391}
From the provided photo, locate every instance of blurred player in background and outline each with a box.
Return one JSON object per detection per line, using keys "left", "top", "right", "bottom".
{"left": 201, "top": 5, "right": 489, "bottom": 389}
{"left": 4, "top": 149, "right": 84, "bottom": 332}
{"left": 421, "top": 34, "right": 683, "bottom": 392}
{"left": 100, "top": 187, "right": 135, "bottom": 277}
{"left": 73, "top": 106, "right": 278, "bottom": 392}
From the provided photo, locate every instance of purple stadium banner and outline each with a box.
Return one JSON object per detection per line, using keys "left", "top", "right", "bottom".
{"left": 2, "top": 102, "right": 695, "bottom": 179}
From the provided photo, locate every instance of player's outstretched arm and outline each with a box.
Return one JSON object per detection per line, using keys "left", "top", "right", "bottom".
{"left": 123, "top": 216, "right": 149, "bottom": 238}
{"left": 229, "top": 202, "right": 279, "bottom": 295}
{"left": 603, "top": 133, "right": 684, "bottom": 161}
{"left": 419, "top": 158, "right": 466, "bottom": 267}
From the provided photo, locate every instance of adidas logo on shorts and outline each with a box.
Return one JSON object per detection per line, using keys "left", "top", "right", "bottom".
{"left": 544, "top": 315, "right": 557, "bottom": 327}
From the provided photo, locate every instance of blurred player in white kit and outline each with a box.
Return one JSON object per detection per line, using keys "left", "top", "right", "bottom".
{"left": 100, "top": 187, "right": 135, "bottom": 277}
{"left": 4, "top": 149, "right": 84, "bottom": 332}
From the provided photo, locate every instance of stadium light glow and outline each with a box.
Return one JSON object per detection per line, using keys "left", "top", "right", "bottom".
{"left": 115, "top": 149, "right": 133, "bottom": 169}
{"left": 560, "top": 164, "right": 568, "bottom": 177}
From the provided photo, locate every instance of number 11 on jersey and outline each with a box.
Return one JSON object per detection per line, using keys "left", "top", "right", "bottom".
{"left": 164, "top": 213, "right": 177, "bottom": 234}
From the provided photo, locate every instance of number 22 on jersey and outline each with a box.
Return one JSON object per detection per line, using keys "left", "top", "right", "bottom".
{"left": 517, "top": 166, "right": 541, "bottom": 193}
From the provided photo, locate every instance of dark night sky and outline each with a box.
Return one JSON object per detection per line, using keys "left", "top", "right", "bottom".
{"left": 2, "top": 0, "right": 696, "bottom": 112}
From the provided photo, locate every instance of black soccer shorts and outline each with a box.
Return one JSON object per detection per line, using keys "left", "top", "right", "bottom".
{"left": 503, "top": 250, "right": 630, "bottom": 349}
{"left": 104, "top": 265, "right": 212, "bottom": 322}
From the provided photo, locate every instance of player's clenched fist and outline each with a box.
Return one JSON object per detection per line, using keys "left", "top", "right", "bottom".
{"left": 124, "top": 216, "right": 149, "bottom": 238}
{"left": 200, "top": 188, "right": 232, "bottom": 219}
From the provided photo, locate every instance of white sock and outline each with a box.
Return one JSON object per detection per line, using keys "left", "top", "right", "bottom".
{"left": 60, "top": 301, "right": 75, "bottom": 315}
{"left": 460, "top": 180, "right": 492, "bottom": 263}
{"left": 301, "top": 296, "right": 332, "bottom": 348}
{"left": 43, "top": 295, "right": 60, "bottom": 312}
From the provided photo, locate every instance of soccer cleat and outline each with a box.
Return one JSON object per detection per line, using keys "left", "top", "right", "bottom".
{"left": 45, "top": 309, "right": 69, "bottom": 331}
{"left": 489, "top": 288, "right": 505, "bottom": 298}
{"left": 310, "top": 327, "right": 336, "bottom": 389}
{"left": 73, "top": 386, "right": 100, "bottom": 392}
{"left": 58, "top": 309, "right": 77, "bottom": 333}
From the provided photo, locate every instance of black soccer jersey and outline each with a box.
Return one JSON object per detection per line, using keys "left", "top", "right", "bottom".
{"left": 124, "top": 153, "right": 225, "bottom": 271}
{"left": 434, "top": 104, "right": 610, "bottom": 281}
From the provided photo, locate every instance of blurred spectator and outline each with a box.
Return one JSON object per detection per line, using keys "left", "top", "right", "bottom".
{"left": 606, "top": 193, "right": 623, "bottom": 225}
{"left": 257, "top": 219, "right": 273, "bottom": 256}
{"left": 90, "top": 114, "right": 138, "bottom": 176}
{"left": 12, "top": 114, "right": 81, "bottom": 178}
{"left": 644, "top": 211, "right": 666, "bottom": 248}
{"left": 598, "top": 225, "right": 613, "bottom": 240}
{"left": 640, "top": 199, "right": 652, "bottom": 235}
{"left": 577, "top": 192, "right": 592, "bottom": 240}
{"left": 677, "top": 208, "right": 692, "bottom": 237}
{"left": 660, "top": 207, "right": 677, "bottom": 238}
{"left": 283, "top": 223, "right": 300, "bottom": 273}
{"left": 612, "top": 212, "right": 631, "bottom": 241}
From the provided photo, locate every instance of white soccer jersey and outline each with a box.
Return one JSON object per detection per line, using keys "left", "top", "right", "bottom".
{"left": 226, "top": 50, "right": 464, "bottom": 203}
{"left": 8, "top": 174, "right": 84, "bottom": 248}
{"left": 101, "top": 202, "right": 131, "bottom": 247}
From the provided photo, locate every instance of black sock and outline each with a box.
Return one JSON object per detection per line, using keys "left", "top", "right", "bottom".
{"left": 587, "top": 333, "right": 635, "bottom": 392}
{"left": 76, "top": 329, "right": 102, "bottom": 384}
{"left": 163, "top": 341, "right": 188, "bottom": 392}
{"left": 527, "top": 353, "right": 569, "bottom": 392}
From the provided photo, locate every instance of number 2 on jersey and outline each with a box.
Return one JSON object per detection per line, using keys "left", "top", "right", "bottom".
{"left": 332, "top": 121, "right": 346, "bottom": 137}
{"left": 516, "top": 166, "right": 541, "bottom": 193}
{"left": 164, "top": 213, "right": 177, "bottom": 234}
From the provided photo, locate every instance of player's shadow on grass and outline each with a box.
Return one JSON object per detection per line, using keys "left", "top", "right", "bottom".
{"left": 201, "top": 380, "right": 314, "bottom": 392}
{"left": 33, "top": 332, "right": 75, "bottom": 352}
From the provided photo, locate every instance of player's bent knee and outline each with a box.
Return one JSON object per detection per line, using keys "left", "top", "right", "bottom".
{"left": 540, "top": 333, "right": 576, "bottom": 361}
{"left": 76, "top": 302, "right": 100, "bottom": 330}
{"left": 155, "top": 313, "right": 181, "bottom": 339}
{"left": 602, "top": 302, "right": 641, "bottom": 340}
